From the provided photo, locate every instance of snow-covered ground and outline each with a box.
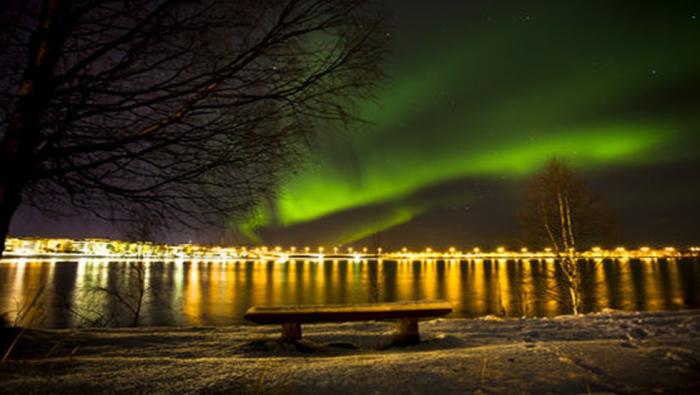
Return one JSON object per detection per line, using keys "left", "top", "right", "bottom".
{"left": 2, "top": 309, "right": 699, "bottom": 394}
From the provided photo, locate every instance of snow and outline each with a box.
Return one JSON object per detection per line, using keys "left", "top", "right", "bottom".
{"left": 1, "top": 310, "right": 699, "bottom": 394}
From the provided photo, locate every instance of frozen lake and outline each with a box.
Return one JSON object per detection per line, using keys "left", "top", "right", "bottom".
{"left": 1, "top": 258, "right": 699, "bottom": 328}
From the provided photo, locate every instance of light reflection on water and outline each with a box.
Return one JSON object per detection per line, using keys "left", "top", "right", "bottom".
{"left": 0, "top": 258, "right": 698, "bottom": 328}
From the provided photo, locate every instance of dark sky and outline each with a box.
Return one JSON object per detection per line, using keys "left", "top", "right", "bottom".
{"left": 11, "top": 0, "right": 700, "bottom": 248}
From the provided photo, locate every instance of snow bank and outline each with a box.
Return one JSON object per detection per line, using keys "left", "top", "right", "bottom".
{"left": 1, "top": 310, "right": 699, "bottom": 394}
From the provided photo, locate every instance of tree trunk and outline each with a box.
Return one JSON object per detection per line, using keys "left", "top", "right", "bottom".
{"left": 563, "top": 255, "right": 582, "bottom": 315}
{"left": 0, "top": 0, "right": 74, "bottom": 259}
{"left": 132, "top": 263, "right": 146, "bottom": 327}
{"left": 0, "top": 185, "right": 22, "bottom": 259}
{"left": 569, "top": 287, "right": 581, "bottom": 316}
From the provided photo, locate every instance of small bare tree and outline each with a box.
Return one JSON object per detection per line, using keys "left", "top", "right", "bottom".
{"left": 520, "top": 157, "right": 612, "bottom": 315}
{"left": 1, "top": 286, "right": 45, "bottom": 361}
{"left": 0, "top": 0, "right": 388, "bottom": 257}
{"left": 90, "top": 209, "right": 162, "bottom": 327}
{"left": 90, "top": 261, "right": 147, "bottom": 327}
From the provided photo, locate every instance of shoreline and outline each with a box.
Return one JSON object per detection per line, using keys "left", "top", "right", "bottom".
{"left": 2, "top": 309, "right": 700, "bottom": 393}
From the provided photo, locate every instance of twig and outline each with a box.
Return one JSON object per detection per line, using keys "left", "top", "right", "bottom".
{"left": 13, "top": 286, "right": 45, "bottom": 327}
{"left": 479, "top": 356, "right": 488, "bottom": 385}
{"left": 69, "top": 346, "right": 79, "bottom": 361}
{"left": 253, "top": 365, "right": 269, "bottom": 394}
{"left": 2, "top": 327, "right": 27, "bottom": 362}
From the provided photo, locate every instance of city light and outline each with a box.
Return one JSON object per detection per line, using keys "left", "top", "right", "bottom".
{"left": 1, "top": 237, "right": 697, "bottom": 261}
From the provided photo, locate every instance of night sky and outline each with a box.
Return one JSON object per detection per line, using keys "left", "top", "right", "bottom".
{"left": 11, "top": 0, "right": 700, "bottom": 248}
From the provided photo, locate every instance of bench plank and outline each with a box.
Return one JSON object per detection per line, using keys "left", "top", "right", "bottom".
{"left": 244, "top": 300, "right": 452, "bottom": 324}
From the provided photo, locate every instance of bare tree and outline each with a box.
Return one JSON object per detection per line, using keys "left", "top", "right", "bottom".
{"left": 1, "top": 286, "right": 45, "bottom": 361}
{"left": 520, "top": 157, "right": 612, "bottom": 315}
{"left": 0, "top": 0, "right": 388, "bottom": 257}
{"left": 85, "top": 207, "right": 166, "bottom": 327}
{"left": 92, "top": 261, "right": 147, "bottom": 327}
{"left": 119, "top": 206, "right": 163, "bottom": 244}
{"left": 116, "top": 205, "right": 164, "bottom": 260}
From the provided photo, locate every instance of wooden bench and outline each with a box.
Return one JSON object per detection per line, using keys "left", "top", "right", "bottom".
{"left": 244, "top": 300, "right": 452, "bottom": 345}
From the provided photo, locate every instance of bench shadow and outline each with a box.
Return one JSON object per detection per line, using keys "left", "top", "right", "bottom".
{"left": 234, "top": 333, "right": 469, "bottom": 357}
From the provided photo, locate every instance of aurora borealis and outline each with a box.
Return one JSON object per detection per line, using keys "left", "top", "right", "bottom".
{"left": 10, "top": 0, "right": 700, "bottom": 247}
{"left": 241, "top": 1, "right": 700, "bottom": 247}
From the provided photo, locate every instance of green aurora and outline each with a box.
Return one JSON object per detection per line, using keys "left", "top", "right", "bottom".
{"left": 239, "top": 1, "right": 700, "bottom": 245}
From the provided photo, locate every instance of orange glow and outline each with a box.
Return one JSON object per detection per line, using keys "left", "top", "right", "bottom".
{"left": 1, "top": 237, "right": 696, "bottom": 261}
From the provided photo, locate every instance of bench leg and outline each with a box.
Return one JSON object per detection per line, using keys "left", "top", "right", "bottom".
{"left": 281, "top": 322, "right": 301, "bottom": 342}
{"left": 394, "top": 317, "right": 420, "bottom": 345}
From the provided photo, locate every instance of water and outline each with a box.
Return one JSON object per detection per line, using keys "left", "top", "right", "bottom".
{"left": 1, "top": 258, "right": 699, "bottom": 328}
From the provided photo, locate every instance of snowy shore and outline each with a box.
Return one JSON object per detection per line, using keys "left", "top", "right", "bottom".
{"left": 2, "top": 309, "right": 699, "bottom": 394}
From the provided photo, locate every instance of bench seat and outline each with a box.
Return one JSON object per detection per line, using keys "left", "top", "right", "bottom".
{"left": 244, "top": 300, "right": 452, "bottom": 344}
